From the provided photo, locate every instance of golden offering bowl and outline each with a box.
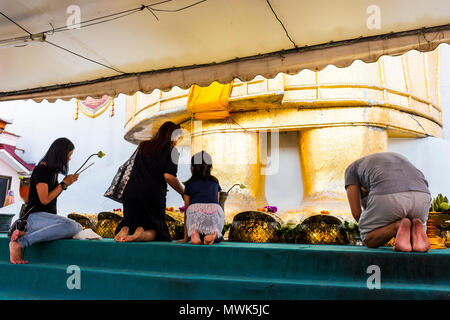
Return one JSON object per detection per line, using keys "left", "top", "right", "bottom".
{"left": 68, "top": 212, "right": 123, "bottom": 238}
{"left": 67, "top": 213, "right": 98, "bottom": 230}
{"left": 228, "top": 211, "right": 282, "bottom": 243}
{"left": 94, "top": 211, "right": 123, "bottom": 238}
{"left": 295, "top": 214, "right": 348, "bottom": 245}
{"left": 165, "top": 209, "right": 184, "bottom": 240}
{"left": 444, "top": 230, "right": 450, "bottom": 248}
{"left": 427, "top": 212, "right": 449, "bottom": 249}
{"left": 438, "top": 219, "right": 450, "bottom": 248}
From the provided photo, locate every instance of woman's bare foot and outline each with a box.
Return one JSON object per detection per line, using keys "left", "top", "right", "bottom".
{"left": 191, "top": 231, "right": 202, "bottom": 245}
{"left": 204, "top": 232, "right": 216, "bottom": 245}
{"left": 394, "top": 218, "right": 412, "bottom": 252}
{"left": 411, "top": 218, "right": 430, "bottom": 252}
{"left": 139, "top": 229, "right": 156, "bottom": 242}
{"left": 114, "top": 226, "right": 129, "bottom": 242}
{"left": 123, "top": 227, "right": 145, "bottom": 242}
{"left": 10, "top": 230, "right": 26, "bottom": 242}
{"left": 9, "top": 241, "right": 28, "bottom": 264}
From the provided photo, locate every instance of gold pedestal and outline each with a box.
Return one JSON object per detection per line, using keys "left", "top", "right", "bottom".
{"left": 124, "top": 49, "right": 443, "bottom": 228}
{"left": 280, "top": 125, "right": 388, "bottom": 222}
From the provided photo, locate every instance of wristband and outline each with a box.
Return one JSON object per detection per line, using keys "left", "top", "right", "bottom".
{"left": 60, "top": 182, "right": 68, "bottom": 190}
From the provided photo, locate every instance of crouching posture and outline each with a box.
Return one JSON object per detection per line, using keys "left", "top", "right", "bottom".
{"left": 345, "top": 152, "right": 431, "bottom": 252}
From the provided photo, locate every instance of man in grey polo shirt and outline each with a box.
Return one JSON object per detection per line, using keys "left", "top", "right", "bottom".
{"left": 345, "top": 152, "right": 431, "bottom": 252}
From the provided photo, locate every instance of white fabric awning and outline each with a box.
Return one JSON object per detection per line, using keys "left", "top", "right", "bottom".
{"left": 0, "top": 0, "right": 449, "bottom": 102}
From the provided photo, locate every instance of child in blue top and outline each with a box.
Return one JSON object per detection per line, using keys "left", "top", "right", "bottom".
{"left": 182, "top": 151, "right": 224, "bottom": 245}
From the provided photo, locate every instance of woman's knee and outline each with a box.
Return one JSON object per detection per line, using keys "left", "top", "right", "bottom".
{"left": 71, "top": 220, "right": 83, "bottom": 234}
{"left": 61, "top": 218, "right": 82, "bottom": 236}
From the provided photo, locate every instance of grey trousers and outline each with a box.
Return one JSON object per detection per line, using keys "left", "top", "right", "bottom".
{"left": 358, "top": 191, "right": 431, "bottom": 241}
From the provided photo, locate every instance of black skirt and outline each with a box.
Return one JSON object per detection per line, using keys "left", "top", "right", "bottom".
{"left": 115, "top": 195, "right": 171, "bottom": 241}
{"left": 114, "top": 145, "right": 179, "bottom": 242}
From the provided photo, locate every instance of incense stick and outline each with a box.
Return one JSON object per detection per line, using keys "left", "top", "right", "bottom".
{"left": 78, "top": 162, "right": 94, "bottom": 174}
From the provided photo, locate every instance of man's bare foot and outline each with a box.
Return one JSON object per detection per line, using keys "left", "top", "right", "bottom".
{"left": 114, "top": 226, "right": 129, "bottom": 242}
{"left": 204, "top": 232, "right": 216, "bottom": 245}
{"left": 394, "top": 218, "right": 412, "bottom": 252}
{"left": 123, "top": 227, "right": 144, "bottom": 242}
{"left": 411, "top": 218, "right": 430, "bottom": 252}
{"left": 10, "top": 230, "right": 26, "bottom": 242}
{"left": 9, "top": 241, "right": 28, "bottom": 264}
{"left": 191, "top": 231, "right": 202, "bottom": 245}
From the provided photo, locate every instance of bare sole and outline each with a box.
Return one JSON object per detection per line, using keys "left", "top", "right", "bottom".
{"left": 412, "top": 219, "right": 430, "bottom": 252}
{"left": 393, "top": 218, "right": 412, "bottom": 252}
{"left": 204, "top": 233, "right": 217, "bottom": 245}
{"left": 9, "top": 241, "right": 28, "bottom": 264}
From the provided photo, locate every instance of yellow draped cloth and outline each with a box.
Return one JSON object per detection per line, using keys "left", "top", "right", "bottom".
{"left": 186, "top": 81, "right": 232, "bottom": 120}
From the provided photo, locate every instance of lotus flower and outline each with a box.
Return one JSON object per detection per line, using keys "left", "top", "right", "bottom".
{"left": 74, "top": 151, "right": 106, "bottom": 174}
{"left": 226, "top": 183, "right": 247, "bottom": 194}
{"left": 97, "top": 151, "right": 106, "bottom": 158}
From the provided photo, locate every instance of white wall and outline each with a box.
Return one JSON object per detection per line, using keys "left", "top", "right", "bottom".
{"left": 441, "top": 44, "right": 450, "bottom": 140}
{"left": 264, "top": 131, "right": 303, "bottom": 211}
{"left": 388, "top": 137, "right": 450, "bottom": 198}
{"left": 165, "top": 145, "right": 193, "bottom": 209}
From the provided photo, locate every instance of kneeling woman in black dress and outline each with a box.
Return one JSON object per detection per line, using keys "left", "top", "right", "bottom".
{"left": 114, "top": 121, "right": 185, "bottom": 242}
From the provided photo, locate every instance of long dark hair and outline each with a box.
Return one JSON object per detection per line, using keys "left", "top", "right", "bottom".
{"left": 185, "top": 151, "right": 219, "bottom": 186}
{"left": 39, "top": 137, "right": 74, "bottom": 175}
{"left": 138, "top": 121, "right": 181, "bottom": 157}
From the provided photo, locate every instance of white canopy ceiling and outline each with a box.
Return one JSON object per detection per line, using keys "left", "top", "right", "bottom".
{"left": 0, "top": 0, "right": 449, "bottom": 102}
